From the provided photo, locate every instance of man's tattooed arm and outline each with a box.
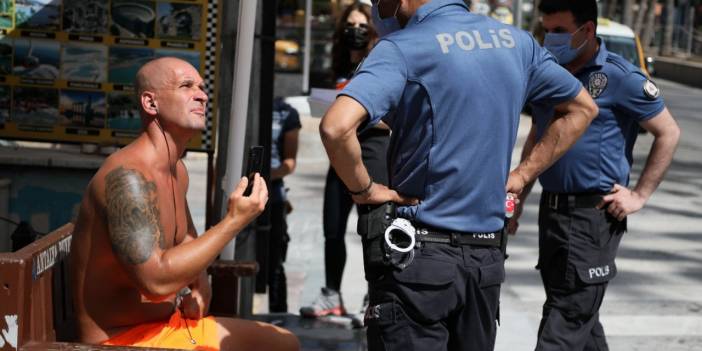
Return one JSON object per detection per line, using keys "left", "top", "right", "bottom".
{"left": 105, "top": 166, "right": 166, "bottom": 265}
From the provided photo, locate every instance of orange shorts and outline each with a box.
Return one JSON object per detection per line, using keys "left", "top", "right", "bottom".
{"left": 101, "top": 309, "right": 219, "bottom": 350}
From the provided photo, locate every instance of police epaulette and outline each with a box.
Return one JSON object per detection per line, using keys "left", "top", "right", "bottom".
{"left": 605, "top": 56, "right": 630, "bottom": 74}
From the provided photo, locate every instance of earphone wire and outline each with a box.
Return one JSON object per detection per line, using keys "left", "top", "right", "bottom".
{"left": 154, "top": 118, "right": 178, "bottom": 248}
{"left": 156, "top": 118, "right": 195, "bottom": 343}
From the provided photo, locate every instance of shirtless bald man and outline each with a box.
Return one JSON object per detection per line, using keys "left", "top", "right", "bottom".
{"left": 69, "top": 57, "right": 300, "bottom": 350}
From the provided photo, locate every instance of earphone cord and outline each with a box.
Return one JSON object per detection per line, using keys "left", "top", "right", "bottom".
{"left": 155, "top": 120, "right": 178, "bottom": 247}
{"left": 157, "top": 120, "right": 196, "bottom": 344}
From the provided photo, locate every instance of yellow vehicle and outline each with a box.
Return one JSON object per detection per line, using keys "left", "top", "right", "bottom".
{"left": 597, "top": 18, "right": 653, "bottom": 134}
{"left": 597, "top": 18, "right": 654, "bottom": 76}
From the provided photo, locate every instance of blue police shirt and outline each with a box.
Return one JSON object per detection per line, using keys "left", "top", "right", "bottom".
{"left": 531, "top": 40, "right": 665, "bottom": 193}
{"left": 341, "top": 0, "right": 582, "bottom": 232}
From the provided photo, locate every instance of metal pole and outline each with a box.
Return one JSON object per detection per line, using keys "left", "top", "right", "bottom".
{"left": 254, "top": 0, "right": 276, "bottom": 295}
{"left": 220, "top": 0, "right": 259, "bottom": 260}
{"left": 205, "top": 151, "right": 215, "bottom": 229}
{"left": 514, "top": 0, "right": 523, "bottom": 29}
{"left": 302, "top": 0, "right": 312, "bottom": 94}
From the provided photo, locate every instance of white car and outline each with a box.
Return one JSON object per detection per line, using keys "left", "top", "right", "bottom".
{"left": 597, "top": 17, "right": 654, "bottom": 76}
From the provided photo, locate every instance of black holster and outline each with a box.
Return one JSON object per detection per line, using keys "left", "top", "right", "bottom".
{"left": 500, "top": 219, "right": 509, "bottom": 259}
{"left": 357, "top": 202, "right": 396, "bottom": 280}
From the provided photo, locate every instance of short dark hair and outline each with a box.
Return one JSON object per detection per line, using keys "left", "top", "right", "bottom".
{"left": 538, "top": 0, "right": 598, "bottom": 31}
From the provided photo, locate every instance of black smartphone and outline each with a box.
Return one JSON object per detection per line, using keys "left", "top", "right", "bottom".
{"left": 244, "top": 146, "right": 264, "bottom": 196}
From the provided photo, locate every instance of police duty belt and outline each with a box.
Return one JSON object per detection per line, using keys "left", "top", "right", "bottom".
{"left": 384, "top": 218, "right": 503, "bottom": 269}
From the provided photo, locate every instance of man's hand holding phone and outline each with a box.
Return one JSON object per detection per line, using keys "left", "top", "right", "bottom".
{"left": 225, "top": 146, "right": 268, "bottom": 230}
{"left": 244, "top": 146, "right": 264, "bottom": 196}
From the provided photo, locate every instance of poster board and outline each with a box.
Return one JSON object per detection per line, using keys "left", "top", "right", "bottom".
{"left": 0, "top": 0, "right": 221, "bottom": 151}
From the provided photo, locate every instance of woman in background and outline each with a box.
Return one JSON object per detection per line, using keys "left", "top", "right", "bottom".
{"left": 299, "top": 1, "right": 389, "bottom": 326}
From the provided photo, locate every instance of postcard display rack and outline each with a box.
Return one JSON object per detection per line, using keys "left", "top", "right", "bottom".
{"left": 0, "top": 0, "right": 221, "bottom": 151}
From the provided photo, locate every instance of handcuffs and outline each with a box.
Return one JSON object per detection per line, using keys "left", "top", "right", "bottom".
{"left": 383, "top": 218, "right": 417, "bottom": 269}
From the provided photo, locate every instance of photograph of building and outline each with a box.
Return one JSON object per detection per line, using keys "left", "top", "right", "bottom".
{"left": 62, "top": 0, "right": 108, "bottom": 34}
{"left": 59, "top": 90, "right": 106, "bottom": 128}
{"left": 156, "top": 2, "right": 202, "bottom": 41}
{"left": 110, "top": 0, "right": 155, "bottom": 39}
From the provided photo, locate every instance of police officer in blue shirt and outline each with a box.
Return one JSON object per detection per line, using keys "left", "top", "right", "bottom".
{"left": 507, "top": 1, "right": 681, "bottom": 350}
{"left": 320, "top": 0, "right": 599, "bottom": 349}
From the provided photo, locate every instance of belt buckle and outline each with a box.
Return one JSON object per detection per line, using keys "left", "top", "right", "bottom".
{"left": 549, "top": 193, "right": 559, "bottom": 210}
{"left": 450, "top": 233, "right": 460, "bottom": 246}
{"left": 415, "top": 228, "right": 428, "bottom": 248}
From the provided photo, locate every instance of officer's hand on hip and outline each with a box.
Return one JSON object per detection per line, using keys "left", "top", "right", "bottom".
{"left": 597, "top": 184, "right": 646, "bottom": 221}
{"left": 352, "top": 182, "right": 419, "bottom": 206}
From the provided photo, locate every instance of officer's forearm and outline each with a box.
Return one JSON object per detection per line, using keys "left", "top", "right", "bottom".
{"left": 513, "top": 89, "right": 597, "bottom": 184}
{"left": 515, "top": 118, "right": 586, "bottom": 183}
{"left": 516, "top": 122, "right": 538, "bottom": 203}
{"left": 322, "top": 132, "right": 371, "bottom": 193}
{"left": 633, "top": 117, "right": 680, "bottom": 201}
{"left": 320, "top": 97, "right": 372, "bottom": 193}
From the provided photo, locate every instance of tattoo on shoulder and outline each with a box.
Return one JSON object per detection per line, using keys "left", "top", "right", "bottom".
{"left": 105, "top": 166, "right": 165, "bottom": 265}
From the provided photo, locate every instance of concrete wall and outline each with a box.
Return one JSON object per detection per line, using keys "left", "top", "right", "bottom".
{"left": 653, "top": 57, "right": 702, "bottom": 89}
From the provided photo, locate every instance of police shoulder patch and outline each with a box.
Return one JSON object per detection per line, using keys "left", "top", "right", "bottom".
{"left": 588, "top": 72, "right": 608, "bottom": 98}
{"left": 643, "top": 79, "right": 660, "bottom": 100}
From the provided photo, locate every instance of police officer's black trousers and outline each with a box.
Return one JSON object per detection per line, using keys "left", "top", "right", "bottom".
{"left": 535, "top": 193, "right": 625, "bottom": 351}
{"left": 365, "top": 243, "right": 505, "bottom": 351}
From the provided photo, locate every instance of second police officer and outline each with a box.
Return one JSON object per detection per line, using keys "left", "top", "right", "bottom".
{"left": 320, "top": 0, "right": 599, "bottom": 349}
{"left": 508, "top": 0, "right": 681, "bottom": 350}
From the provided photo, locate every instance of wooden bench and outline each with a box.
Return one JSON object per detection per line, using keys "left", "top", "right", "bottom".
{"left": 0, "top": 223, "right": 258, "bottom": 351}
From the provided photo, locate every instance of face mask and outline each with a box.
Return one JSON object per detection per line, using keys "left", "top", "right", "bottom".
{"left": 543, "top": 25, "right": 588, "bottom": 65}
{"left": 343, "top": 26, "right": 370, "bottom": 50}
{"left": 372, "top": 0, "right": 401, "bottom": 37}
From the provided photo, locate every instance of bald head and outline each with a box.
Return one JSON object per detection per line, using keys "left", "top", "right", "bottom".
{"left": 134, "top": 57, "right": 208, "bottom": 132}
{"left": 134, "top": 57, "right": 194, "bottom": 96}
{"left": 135, "top": 56, "right": 205, "bottom": 122}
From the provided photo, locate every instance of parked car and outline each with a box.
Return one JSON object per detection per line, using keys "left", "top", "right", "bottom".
{"left": 597, "top": 17, "right": 655, "bottom": 76}
{"left": 598, "top": 18, "right": 656, "bottom": 134}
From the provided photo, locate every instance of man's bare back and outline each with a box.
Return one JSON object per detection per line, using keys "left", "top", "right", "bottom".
{"left": 69, "top": 57, "right": 299, "bottom": 350}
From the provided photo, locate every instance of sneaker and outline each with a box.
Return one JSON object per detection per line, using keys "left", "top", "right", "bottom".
{"left": 300, "top": 287, "right": 347, "bottom": 318}
{"left": 350, "top": 293, "right": 369, "bottom": 328}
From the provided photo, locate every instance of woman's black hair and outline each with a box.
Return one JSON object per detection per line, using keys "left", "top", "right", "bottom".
{"left": 331, "top": 2, "right": 377, "bottom": 81}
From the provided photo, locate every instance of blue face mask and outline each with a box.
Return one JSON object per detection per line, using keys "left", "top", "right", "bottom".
{"left": 543, "top": 25, "right": 588, "bottom": 65}
{"left": 372, "top": 1, "right": 401, "bottom": 37}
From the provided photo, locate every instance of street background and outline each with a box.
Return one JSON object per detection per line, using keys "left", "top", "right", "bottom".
{"left": 185, "top": 77, "right": 702, "bottom": 350}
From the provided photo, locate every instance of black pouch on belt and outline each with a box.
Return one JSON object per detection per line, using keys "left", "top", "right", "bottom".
{"left": 357, "top": 202, "right": 396, "bottom": 280}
